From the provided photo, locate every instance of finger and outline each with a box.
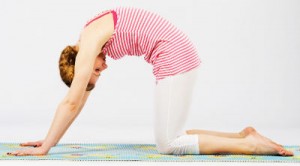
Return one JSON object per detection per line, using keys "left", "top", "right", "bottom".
{"left": 7, "top": 151, "right": 16, "bottom": 155}
{"left": 20, "top": 142, "right": 37, "bottom": 146}
{"left": 20, "top": 142, "right": 41, "bottom": 147}
{"left": 9, "top": 150, "right": 31, "bottom": 156}
{"left": 20, "top": 142, "right": 32, "bottom": 146}
{"left": 7, "top": 151, "right": 20, "bottom": 156}
{"left": 15, "top": 152, "right": 26, "bottom": 156}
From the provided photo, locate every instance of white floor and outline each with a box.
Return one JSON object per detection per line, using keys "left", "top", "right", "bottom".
{"left": 1, "top": 124, "right": 299, "bottom": 166}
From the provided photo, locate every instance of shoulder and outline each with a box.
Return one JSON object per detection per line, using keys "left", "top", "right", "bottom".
{"left": 83, "top": 13, "right": 114, "bottom": 38}
{"left": 78, "top": 13, "right": 114, "bottom": 49}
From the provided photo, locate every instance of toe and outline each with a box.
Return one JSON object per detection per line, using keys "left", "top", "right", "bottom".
{"left": 285, "top": 150, "right": 294, "bottom": 156}
{"left": 278, "top": 149, "right": 285, "bottom": 156}
{"left": 278, "top": 149, "right": 294, "bottom": 156}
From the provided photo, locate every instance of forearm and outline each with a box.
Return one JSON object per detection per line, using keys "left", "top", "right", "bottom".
{"left": 46, "top": 91, "right": 90, "bottom": 147}
{"left": 52, "top": 103, "right": 85, "bottom": 146}
{"left": 41, "top": 103, "right": 79, "bottom": 150}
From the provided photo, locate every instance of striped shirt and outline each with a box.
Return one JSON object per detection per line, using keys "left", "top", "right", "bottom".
{"left": 86, "top": 7, "right": 200, "bottom": 81}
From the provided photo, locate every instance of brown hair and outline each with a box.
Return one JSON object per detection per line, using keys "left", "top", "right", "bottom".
{"left": 58, "top": 45, "right": 95, "bottom": 91}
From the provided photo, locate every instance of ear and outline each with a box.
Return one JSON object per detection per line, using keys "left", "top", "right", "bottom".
{"left": 98, "top": 52, "right": 104, "bottom": 57}
{"left": 93, "top": 68, "right": 101, "bottom": 76}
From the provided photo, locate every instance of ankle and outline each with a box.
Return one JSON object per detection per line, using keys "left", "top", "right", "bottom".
{"left": 242, "top": 137, "right": 257, "bottom": 154}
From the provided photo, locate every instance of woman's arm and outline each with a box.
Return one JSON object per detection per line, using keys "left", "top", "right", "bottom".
{"left": 19, "top": 91, "right": 91, "bottom": 148}
{"left": 8, "top": 92, "right": 91, "bottom": 156}
{"left": 8, "top": 14, "right": 114, "bottom": 156}
{"left": 42, "top": 14, "right": 114, "bottom": 151}
{"left": 41, "top": 96, "right": 86, "bottom": 149}
{"left": 52, "top": 90, "right": 91, "bottom": 146}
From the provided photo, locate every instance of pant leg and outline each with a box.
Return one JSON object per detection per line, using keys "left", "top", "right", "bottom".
{"left": 154, "top": 68, "right": 200, "bottom": 155}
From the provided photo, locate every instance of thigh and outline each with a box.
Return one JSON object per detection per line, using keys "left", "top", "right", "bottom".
{"left": 154, "top": 67, "right": 199, "bottom": 140}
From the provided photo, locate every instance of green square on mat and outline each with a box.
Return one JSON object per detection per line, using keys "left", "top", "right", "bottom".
{"left": 1, "top": 143, "right": 299, "bottom": 162}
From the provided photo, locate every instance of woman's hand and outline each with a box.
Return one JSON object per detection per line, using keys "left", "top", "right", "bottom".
{"left": 7, "top": 146, "right": 49, "bottom": 156}
{"left": 20, "top": 140, "right": 44, "bottom": 147}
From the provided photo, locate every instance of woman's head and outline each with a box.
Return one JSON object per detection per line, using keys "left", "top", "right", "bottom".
{"left": 59, "top": 45, "right": 107, "bottom": 91}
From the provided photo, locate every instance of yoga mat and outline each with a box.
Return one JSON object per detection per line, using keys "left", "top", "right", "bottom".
{"left": 0, "top": 143, "right": 299, "bottom": 162}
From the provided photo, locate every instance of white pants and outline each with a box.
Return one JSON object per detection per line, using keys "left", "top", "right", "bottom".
{"left": 154, "top": 68, "right": 200, "bottom": 155}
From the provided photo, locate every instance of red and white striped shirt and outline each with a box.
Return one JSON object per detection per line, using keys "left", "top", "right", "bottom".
{"left": 87, "top": 7, "right": 201, "bottom": 81}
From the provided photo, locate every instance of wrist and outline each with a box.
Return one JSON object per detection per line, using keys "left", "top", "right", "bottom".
{"left": 40, "top": 144, "right": 51, "bottom": 154}
{"left": 41, "top": 141, "right": 54, "bottom": 151}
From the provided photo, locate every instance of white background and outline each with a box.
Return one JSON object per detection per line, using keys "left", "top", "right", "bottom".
{"left": 0, "top": 0, "right": 299, "bottom": 147}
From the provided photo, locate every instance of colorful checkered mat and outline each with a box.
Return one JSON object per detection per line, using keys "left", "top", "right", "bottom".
{"left": 1, "top": 143, "right": 299, "bottom": 162}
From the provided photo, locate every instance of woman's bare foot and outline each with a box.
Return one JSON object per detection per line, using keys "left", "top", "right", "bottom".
{"left": 245, "top": 130, "right": 293, "bottom": 156}
{"left": 240, "top": 127, "right": 283, "bottom": 148}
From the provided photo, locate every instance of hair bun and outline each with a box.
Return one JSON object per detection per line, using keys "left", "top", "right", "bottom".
{"left": 59, "top": 45, "right": 78, "bottom": 87}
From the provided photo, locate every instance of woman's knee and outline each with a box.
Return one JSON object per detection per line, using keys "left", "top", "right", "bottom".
{"left": 155, "top": 134, "right": 200, "bottom": 155}
{"left": 156, "top": 143, "right": 173, "bottom": 155}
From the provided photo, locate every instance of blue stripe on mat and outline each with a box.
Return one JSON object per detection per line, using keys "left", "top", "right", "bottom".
{"left": 0, "top": 143, "right": 299, "bottom": 162}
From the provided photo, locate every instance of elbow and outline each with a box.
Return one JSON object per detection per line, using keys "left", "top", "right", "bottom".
{"left": 59, "top": 100, "right": 79, "bottom": 113}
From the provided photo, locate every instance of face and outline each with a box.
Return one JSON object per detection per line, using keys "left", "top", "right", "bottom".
{"left": 89, "top": 52, "right": 108, "bottom": 86}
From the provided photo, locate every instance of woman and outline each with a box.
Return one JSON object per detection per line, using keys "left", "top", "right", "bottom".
{"left": 8, "top": 7, "right": 293, "bottom": 156}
